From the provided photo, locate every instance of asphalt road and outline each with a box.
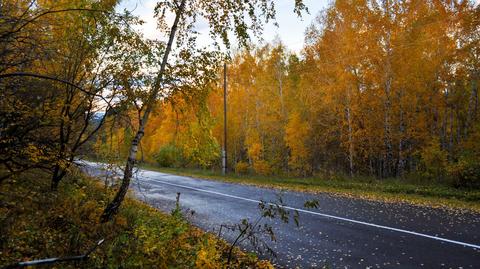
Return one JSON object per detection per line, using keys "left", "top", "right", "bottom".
{"left": 82, "top": 162, "right": 480, "bottom": 268}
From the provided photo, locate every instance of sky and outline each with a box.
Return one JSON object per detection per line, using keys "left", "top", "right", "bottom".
{"left": 117, "top": 0, "right": 331, "bottom": 53}
{"left": 117, "top": 0, "right": 480, "bottom": 53}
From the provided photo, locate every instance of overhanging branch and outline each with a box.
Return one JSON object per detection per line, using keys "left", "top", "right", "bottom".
{"left": 0, "top": 72, "right": 110, "bottom": 104}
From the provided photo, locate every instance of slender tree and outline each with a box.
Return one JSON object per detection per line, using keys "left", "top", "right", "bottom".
{"left": 100, "top": 0, "right": 307, "bottom": 222}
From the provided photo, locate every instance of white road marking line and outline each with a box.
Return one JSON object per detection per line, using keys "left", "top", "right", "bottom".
{"left": 142, "top": 175, "right": 480, "bottom": 250}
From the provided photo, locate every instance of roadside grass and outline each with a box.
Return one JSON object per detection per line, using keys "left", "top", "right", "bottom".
{"left": 0, "top": 169, "right": 273, "bottom": 268}
{"left": 141, "top": 164, "right": 480, "bottom": 213}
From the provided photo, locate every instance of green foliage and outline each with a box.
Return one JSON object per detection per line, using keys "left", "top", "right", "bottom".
{"left": 448, "top": 157, "right": 480, "bottom": 188}
{"left": 154, "top": 0, "right": 307, "bottom": 49}
{"left": 419, "top": 139, "right": 448, "bottom": 180}
{"left": 448, "top": 126, "right": 480, "bottom": 188}
{"left": 155, "top": 143, "right": 184, "bottom": 168}
{"left": 180, "top": 120, "right": 220, "bottom": 169}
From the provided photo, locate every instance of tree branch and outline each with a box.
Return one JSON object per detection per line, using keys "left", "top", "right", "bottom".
{"left": 0, "top": 72, "right": 110, "bottom": 104}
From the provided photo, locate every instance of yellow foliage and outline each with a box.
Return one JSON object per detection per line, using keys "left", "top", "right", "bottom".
{"left": 285, "top": 112, "right": 311, "bottom": 175}
{"left": 256, "top": 260, "right": 275, "bottom": 269}
{"left": 195, "top": 238, "right": 221, "bottom": 269}
{"left": 235, "top": 161, "right": 250, "bottom": 174}
{"left": 253, "top": 160, "right": 272, "bottom": 176}
{"left": 248, "top": 143, "right": 262, "bottom": 161}
{"left": 114, "top": 216, "right": 128, "bottom": 228}
{"left": 0, "top": 170, "right": 269, "bottom": 268}
{"left": 245, "top": 129, "right": 263, "bottom": 162}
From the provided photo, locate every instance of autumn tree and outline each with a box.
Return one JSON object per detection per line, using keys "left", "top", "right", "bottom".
{"left": 285, "top": 112, "right": 311, "bottom": 176}
{"left": 0, "top": 0, "right": 151, "bottom": 188}
{"left": 96, "top": 0, "right": 479, "bottom": 190}
{"left": 100, "top": 0, "right": 308, "bottom": 222}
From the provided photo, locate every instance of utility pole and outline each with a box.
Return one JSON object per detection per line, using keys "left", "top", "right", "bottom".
{"left": 222, "top": 62, "right": 228, "bottom": 175}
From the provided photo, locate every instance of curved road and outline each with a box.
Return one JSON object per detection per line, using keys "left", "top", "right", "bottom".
{"left": 82, "top": 162, "right": 480, "bottom": 268}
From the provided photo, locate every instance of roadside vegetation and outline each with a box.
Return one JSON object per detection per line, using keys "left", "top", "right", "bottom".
{"left": 0, "top": 169, "right": 273, "bottom": 268}
{"left": 142, "top": 164, "right": 480, "bottom": 212}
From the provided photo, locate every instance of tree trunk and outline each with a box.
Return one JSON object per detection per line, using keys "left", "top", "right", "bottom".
{"left": 346, "top": 87, "right": 354, "bottom": 177}
{"left": 382, "top": 0, "right": 393, "bottom": 178}
{"left": 276, "top": 61, "right": 286, "bottom": 120}
{"left": 100, "top": 0, "right": 187, "bottom": 223}
{"left": 449, "top": 106, "right": 454, "bottom": 153}
{"left": 383, "top": 68, "right": 393, "bottom": 178}
{"left": 465, "top": 74, "right": 478, "bottom": 137}
{"left": 100, "top": 132, "right": 141, "bottom": 222}
{"left": 397, "top": 91, "right": 405, "bottom": 178}
{"left": 51, "top": 165, "right": 62, "bottom": 190}
{"left": 441, "top": 88, "right": 449, "bottom": 151}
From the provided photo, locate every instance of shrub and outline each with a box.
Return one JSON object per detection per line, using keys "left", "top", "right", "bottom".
{"left": 253, "top": 160, "right": 272, "bottom": 176}
{"left": 447, "top": 125, "right": 480, "bottom": 188}
{"left": 419, "top": 138, "right": 448, "bottom": 180}
{"left": 155, "top": 144, "right": 183, "bottom": 168}
{"left": 235, "top": 161, "right": 249, "bottom": 175}
{"left": 195, "top": 238, "right": 221, "bottom": 269}
{"left": 448, "top": 157, "right": 480, "bottom": 188}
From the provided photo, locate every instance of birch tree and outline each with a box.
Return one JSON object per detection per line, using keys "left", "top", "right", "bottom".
{"left": 100, "top": 0, "right": 307, "bottom": 222}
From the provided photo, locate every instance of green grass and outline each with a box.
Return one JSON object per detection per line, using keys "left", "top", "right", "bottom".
{"left": 141, "top": 164, "right": 480, "bottom": 213}
{"left": 0, "top": 169, "right": 272, "bottom": 268}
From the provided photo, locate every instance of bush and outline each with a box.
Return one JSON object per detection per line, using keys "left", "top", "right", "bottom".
{"left": 419, "top": 139, "right": 448, "bottom": 180}
{"left": 447, "top": 125, "right": 480, "bottom": 188}
{"left": 235, "top": 161, "right": 249, "bottom": 175}
{"left": 448, "top": 149, "right": 480, "bottom": 188}
{"left": 155, "top": 144, "right": 183, "bottom": 168}
{"left": 253, "top": 160, "right": 272, "bottom": 176}
{"left": 448, "top": 158, "right": 480, "bottom": 188}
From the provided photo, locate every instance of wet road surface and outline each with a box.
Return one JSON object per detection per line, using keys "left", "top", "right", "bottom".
{"left": 82, "top": 162, "right": 480, "bottom": 268}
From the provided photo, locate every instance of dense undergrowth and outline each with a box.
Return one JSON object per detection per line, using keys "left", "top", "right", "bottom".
{"left": 0, "top": 169, "right": 273, "bottom": 268}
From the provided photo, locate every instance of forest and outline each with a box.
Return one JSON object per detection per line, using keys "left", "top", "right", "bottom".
{"left": 1, "top": 0, "right": 480, "bottom": 268}
{"left": 98, "top": 1, "right": 480, "bottom": 188}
